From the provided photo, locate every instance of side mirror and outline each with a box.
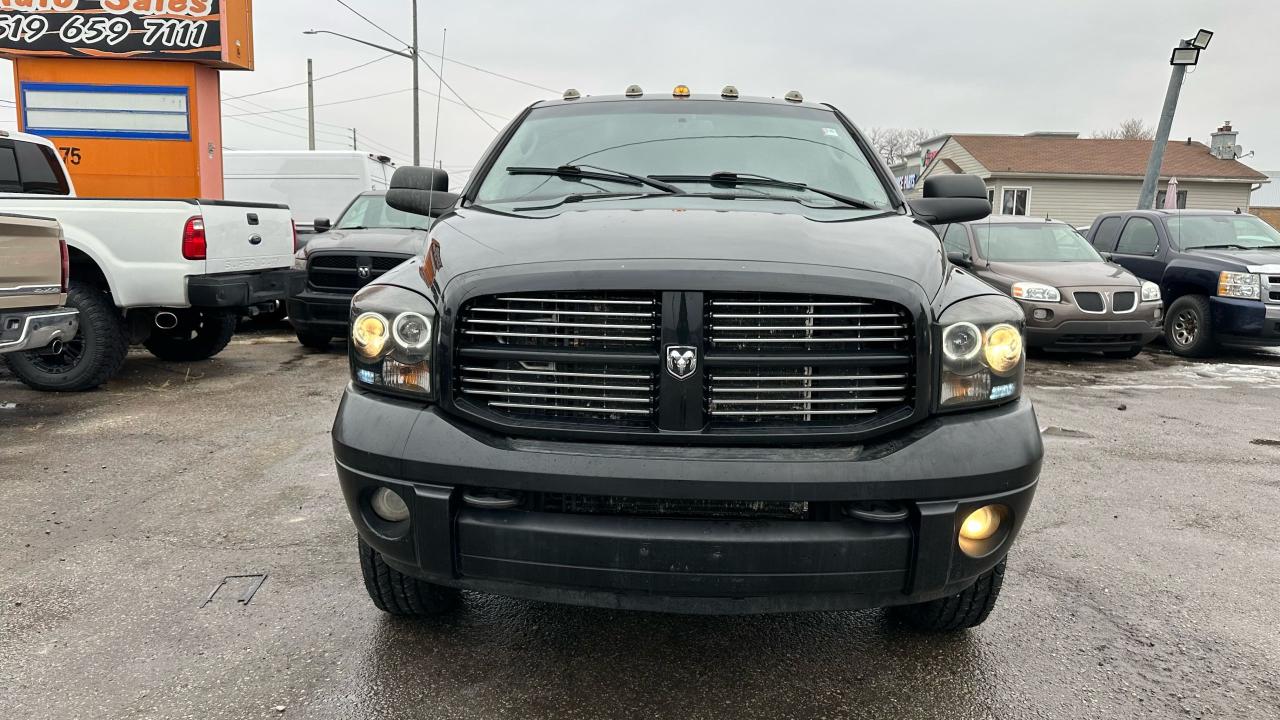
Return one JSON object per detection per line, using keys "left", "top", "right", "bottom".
{"left": 313, "top": 217, "right": 332, "bottom": 233}
{"left": 946, "top": 251, "right": 973, "bottom": 268}
{"left": 909, "top": 175, "right": 992, "bottom": 225}
{"left": 385, "top": 166, "right": 459, "bottom": 219}
{"left": 1099, "top": 251, "right": 1114, "bottom": 262}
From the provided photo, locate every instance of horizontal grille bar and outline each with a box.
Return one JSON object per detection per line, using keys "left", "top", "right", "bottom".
{"left": 463, "top": 378, "right": 650, "bottom": 392}
{"left": 710, "top": 324, "right": 907, "bottom": 332}
{"left": 710, "top": 373, "right": 909, "bottom": 382}
{"left": 471, "top": 307, "right": 656, "bottom": 318}
{"left": 496, "top": 297, "right": 655, "bottom": 306}
{"left": 710, "top": 301, "right": 872, "bottom": 307}
{"left": 488, "top": 402, "right": 652, "bottom": 416}
{"left": 460, "top": 366, "right": 651, "bottom": 380}
{"left": 464, "top": 330, "right": 656, "bottom": 342}
{"left": 464, "top": 389, "right": 652, "bottom": 403}
{"left": 467, "top": 319, "right": 654, "bottom": 330}
{"left": 710, "top": 408, "right": 880, "bottom": 417}
{"left": 710, "top": 336, "right": 909, "bottom": 344}
{"left": 711, "top": 386, "right": 907, "bottom": 394}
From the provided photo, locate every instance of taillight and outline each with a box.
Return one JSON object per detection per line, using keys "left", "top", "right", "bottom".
{"left": 59, "top": 236, "right": 69, "bottom": 293}
{"left": 291, "top": 219, "right": 299, "bottom": 253}
{"left": 182, "top": 217, "right": 207, "bottom": 260}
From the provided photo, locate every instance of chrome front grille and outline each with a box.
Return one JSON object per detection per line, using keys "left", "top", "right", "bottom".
{"left": 707, "top": 368, "right": 912, "bottom": 419}
{"left": 452, "top": 290, "right": 918, "bottom": 437}
{"left": 707, "top": 296, "right": 911, "bottom": 351}
{"left": 457, "top": 362, "right": 656, "bottom": 424}
{"left": 1266, "top": 275, "right": 1280, "bottom": 304}
{"left": 461, "top": 294, "right": 659, "bottom": 350}
{"left": 455, "top": 293, "right": 661, "bottom": 426}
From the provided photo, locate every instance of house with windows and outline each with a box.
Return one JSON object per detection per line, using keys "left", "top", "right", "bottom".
{"left": 912, "top": 124, "right": 1268, "bottom": 227}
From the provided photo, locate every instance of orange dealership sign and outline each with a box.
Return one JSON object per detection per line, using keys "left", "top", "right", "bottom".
{"left": 0, "top": 0, "right": 254, "bottom": 70}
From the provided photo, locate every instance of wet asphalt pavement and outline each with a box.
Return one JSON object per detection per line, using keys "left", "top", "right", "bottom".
{"left": 2, "top": 326, "right": 1279, "bottom": 719}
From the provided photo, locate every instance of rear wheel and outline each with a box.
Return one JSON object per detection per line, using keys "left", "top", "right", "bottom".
{"left": 295, "top": 331, "right": 332, "bottom": 350}
{"left": 4, "top": 281, "right": 129, "bottom": 392}
{"left": 143, "top": 309, "right": 237, "bottom": 362}
{"left": 1165, "top": 295, "right": 1216, "bottom": 358}
{"left": 358, "top": 538, "right": 460, "bottom": 616}
{"left": 889, "top": 559, "right": 1005, "bottom": 632}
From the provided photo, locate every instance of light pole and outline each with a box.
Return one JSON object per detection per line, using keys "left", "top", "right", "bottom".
{"left": 304, "top": 25, "right": 421, "bottom": 164}
{"left": 1137, "top": 29, "right": 1214, "bottom": 210}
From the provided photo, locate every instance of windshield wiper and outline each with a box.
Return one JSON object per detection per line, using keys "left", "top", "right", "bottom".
{"left": 510, "top": 191, "right": 673, "bottom": 213}
{"left": 650, "top": 171, "right": 880, "bottom": 210}
{"left": 1190, "top": 243, "right": 1251, "bottom": 250}
{"left": 507, "top": 165, "right": 683, "bottom": 194}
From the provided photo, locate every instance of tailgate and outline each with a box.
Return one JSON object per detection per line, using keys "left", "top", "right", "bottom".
{"left": 198, "top": 202, "right": 294, "bottom": 274}
{"left": 0, "top": 213, "right": 63, "bottom": 311}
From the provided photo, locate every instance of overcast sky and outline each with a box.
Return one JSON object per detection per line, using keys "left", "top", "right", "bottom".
{"left": 3, "top": 0, "right": 1279, "bottom": 182}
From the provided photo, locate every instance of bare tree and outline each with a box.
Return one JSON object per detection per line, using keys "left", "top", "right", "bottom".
{"left": 1093, "top": 118, "right": 1155, "bottom": 141}
{"left": 867, "top": 127, "right": 937, "bottom": 165}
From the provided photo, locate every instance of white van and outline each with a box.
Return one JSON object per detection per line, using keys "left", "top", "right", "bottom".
{"left": 223, "top": 151, "right": 397, "bottom": 235}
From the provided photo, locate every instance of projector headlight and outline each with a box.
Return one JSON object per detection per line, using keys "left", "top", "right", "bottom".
{"left": 937, "top": 295, "right": 1026, "bottom": 410}
{"left": 349, "top": 284, "right": 437, "bottom": 399}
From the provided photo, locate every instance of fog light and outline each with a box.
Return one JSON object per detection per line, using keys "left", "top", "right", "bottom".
{"left": 371, "top": 488, "right": 410, "bottom": 523}
{"left": 1032, "top": 308, "right": 1051, "bottom": 321}
{"left": 960, "top": 505, "right": 1002, "bottom": 541}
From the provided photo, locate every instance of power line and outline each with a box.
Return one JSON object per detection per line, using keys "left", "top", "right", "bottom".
{"left": 330, "top": 0, "right": 498, "bottom": 132}
{"left": 224, "top": 89, "right": 415, "bottom": 160}
{"left": 224, "top": 88, "right": 413, "bottom": 117}
{"left": 222, "top": 53, "right": 398, "bottom": 101}
{"left": 224, "top": 114, "right": 350, "bottom": 148}
{"left": 330, "top": 0, "right": 553, "bottom": 94}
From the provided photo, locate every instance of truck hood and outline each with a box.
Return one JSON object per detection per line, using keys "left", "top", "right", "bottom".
{"left": 984, "top": 260, "right": 1140, "bottom": 288}
{"left": 426, "top": 204, "right": 945, "bottom": 294}
{"left": 302, "top": 227, "right": 428, "bottom": 257}
{"left": 1184, "top": 247, "right": 1280, "bottom": 270}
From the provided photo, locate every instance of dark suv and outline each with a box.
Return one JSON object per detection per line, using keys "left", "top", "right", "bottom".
{"left": 332, "top": 88, "right": 1043, "bottom": 631}
{"left": 1086, "top": 210, "right": 1280, "bottom": 356}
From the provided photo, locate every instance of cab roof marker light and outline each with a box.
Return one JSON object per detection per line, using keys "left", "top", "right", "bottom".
{"left": 625, "top": 85, "right": 643, "bottom": 97}
{"left": 673, "top": 85, "right": 691, "bottom": 98}
{"left": 721, "top": 85, "right": 739, "bottom": 99}
{"left": 784, "top": 90, "right": 804, "bottom": 103}
{"left": 563, "top": 88, "right": 581, "bottom": 101}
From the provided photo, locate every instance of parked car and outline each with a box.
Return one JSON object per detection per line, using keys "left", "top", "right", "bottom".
{"left": 0, "top": 130, "right": 298, "bottom": 392}
{"left": 1086, "top": 210, "right": 1280, "bottom": 356}
{"left": 331, "top": 88, "right": 1043, "bottom": 632}
{"left": 0, "top": 212, "right": 78, "bottom": 358}
{"left": 941, "top": 216, "right": 1162, "bottom": 358}
{"left": 286, "top": 192, "right": 430, "bottom": 349}
{"left": 224, "top": 151, "right": 397, "bottom": 241}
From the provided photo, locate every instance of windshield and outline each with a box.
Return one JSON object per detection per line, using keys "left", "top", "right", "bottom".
{"left": 972, "top": 223, "right": 1103, "bottom": 262}
{"left": 1166, "top": 215, "right": 1280, "bottom": 250}
{"left": 337, "top": 194, "right": 431, "bottom": 230}
{"left": 474, "top": 99, "right": 893, "bottom": 209}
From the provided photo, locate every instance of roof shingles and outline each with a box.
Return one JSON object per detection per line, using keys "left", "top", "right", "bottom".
{"left": 948, "top": 134, "right": 1267, "bottom": 181}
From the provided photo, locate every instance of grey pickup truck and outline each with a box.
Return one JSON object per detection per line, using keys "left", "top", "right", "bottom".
{"left": 1, "top": 212, "right": 78, "bottom": 359}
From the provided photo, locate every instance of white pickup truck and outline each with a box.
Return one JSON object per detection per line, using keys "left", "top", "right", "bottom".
{"left": 0, "top": 131, "right": 297, "bottom": 392}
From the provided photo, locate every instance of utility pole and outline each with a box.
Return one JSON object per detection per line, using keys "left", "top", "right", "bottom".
{"left": 352, "top": 128, "right": 358, "bottom": 151}
{"left": 1137, "top": 41, "right": 1189, "bottom": 210}
{"left": 306, "top": 58, "right": 316, "bottom": 151}
{"left": 411, "top": 0, "right": 421, "bottom": 165}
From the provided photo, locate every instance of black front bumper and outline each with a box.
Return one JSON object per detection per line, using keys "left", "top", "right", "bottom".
{"left": 333, "top": 388, "right": 1043, "bottom": 614}
{"left": 285, "top": 271, "right": 353, "bottom": 337}
{"left": 1211, "top": 297, "right": 1280, "bottom": 347}
{"left": 188, "top": 269, "right": 300, "bottom": 309}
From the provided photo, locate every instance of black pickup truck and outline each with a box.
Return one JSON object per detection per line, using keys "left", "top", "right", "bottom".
{"left": 331, "top": 88, "right": 1043, "bottom": 630}
{"left": 1085, "top": 210, "right": 1280, "bottom": 356}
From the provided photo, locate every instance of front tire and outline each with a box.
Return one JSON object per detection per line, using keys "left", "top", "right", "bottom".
{"left": 143, "top": 309, "right": 237, "bottom": 362}
{"left": 889, "top": 559, "right": 1005, "bottom": 632}
{"left": 358, "top": 538, "right": 460, "bottom": 616}
{"left": 1165, "top": 295, "right": 1216, "bottom": 358}
{"left": 4, "top": 281, "right": 129, "bottom": 392}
